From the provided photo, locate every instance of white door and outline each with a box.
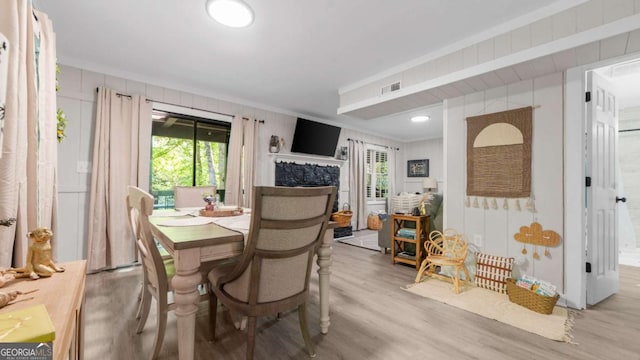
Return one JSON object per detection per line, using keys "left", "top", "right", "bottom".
{"left": 586, "top": 71, "right": 619, "bottom": 305}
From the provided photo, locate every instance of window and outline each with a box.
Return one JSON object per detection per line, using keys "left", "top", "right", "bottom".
{"left": 150, "top": 110, "right": 231, "bottom": 208}
{"left": 366, "top": 147, "right": 389, "bottom": 201}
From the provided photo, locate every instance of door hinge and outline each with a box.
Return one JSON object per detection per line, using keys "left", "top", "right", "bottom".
{"left": 586, "top": 176, "right": 591, "bottom": 187}
{"left": 585, "top": 91, "right": 591, "bottom": 102}
{"left": 586, "top": 262, "right": 592, "bottom": 273}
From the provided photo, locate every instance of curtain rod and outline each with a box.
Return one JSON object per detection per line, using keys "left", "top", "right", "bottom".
{"left": 96, "top": 87, "right": 264, "bottom": 123}
{"left": 347, "top": 138, "right": 399, "bottom": 151}
{"left": 620, "top": 128, "right": 640, "bottom": 133}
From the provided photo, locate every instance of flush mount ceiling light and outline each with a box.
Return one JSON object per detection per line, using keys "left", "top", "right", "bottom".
{"left": 411, "top": 115, "right": 430, "bottom": 123}
{"left": 205, "top": 0, "right": 254, "bottom": 28}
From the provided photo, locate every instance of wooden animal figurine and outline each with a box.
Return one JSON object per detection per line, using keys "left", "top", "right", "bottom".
{"left": 0, "top": 290, "right": 36, "bottom": 309}
{"left": 0, "top": 269, "right": 15, "bottom": 287}
{"left": 10, "top": 227, "right": 65, "bottom": 280}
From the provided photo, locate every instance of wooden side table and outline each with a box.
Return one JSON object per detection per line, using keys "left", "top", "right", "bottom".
{"left": 390, "top": 214, "right": 430, "bottom": 270}
{"left": 0, "top": 260, "right": 86, "bottom": 360}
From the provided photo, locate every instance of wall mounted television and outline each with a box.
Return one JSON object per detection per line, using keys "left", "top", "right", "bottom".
{"left": 290, "top": 118, "right": 341, "bottom": 157}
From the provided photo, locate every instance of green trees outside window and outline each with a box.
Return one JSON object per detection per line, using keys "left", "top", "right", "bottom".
{"left": 150, "top": 112, "right": 230, "bottom": 208}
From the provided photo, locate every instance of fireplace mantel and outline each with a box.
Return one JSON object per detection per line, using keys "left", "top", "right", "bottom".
{"left": 267, "top": 153, "right": 346, "bottom": 167}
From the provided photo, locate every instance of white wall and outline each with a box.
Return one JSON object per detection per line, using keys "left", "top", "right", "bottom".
{"left": 619, "top": 106, "right": 640, "bottom": 249}
{"left": 400, "top": 138, "right": 444, "bottom": 194}
{"left": 444, "top": 72, "right": 565, "bottom": 293}
{"left": 56, "top": 65, "right": 404, "bottom": 260}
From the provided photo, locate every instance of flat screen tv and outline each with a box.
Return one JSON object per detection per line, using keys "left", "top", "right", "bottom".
{"left": 290, "top": 118, "right": 341, "bottom": 157}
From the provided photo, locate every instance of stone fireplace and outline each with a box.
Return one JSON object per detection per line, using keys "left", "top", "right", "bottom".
{"left": 274, "top": 160, "right": 352, "bottom": 238}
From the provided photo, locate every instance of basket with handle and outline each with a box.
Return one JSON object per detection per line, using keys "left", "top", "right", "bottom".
{"left": 505, "top": 278, "right": 559, "bottom": 315}
{"left": 331, "top": 203, "right": 353, "bottom": 227}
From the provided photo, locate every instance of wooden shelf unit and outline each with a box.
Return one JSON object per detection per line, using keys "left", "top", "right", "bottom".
{"left": 390, "top": 214, "right": 430, "bottom": 270}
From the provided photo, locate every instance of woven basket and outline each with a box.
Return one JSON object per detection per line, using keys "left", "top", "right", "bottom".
{"left": 505, "top": 278, "right": 559, "bottom": 315}
{"left": 331, "top": 204, "right": 352, "bottom": 227}
{"left": 390, "top": 194, "right": 421, "bottom": 214}
{"left": 367, "top": 215, "right": 383, "bottom": 230}
{"left": 331, "top": 211, "right": 352, "bottom": 227}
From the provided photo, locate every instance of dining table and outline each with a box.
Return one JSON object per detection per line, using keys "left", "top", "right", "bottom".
{"left": 149, "top": 209, "right": 336, "bottom": 360}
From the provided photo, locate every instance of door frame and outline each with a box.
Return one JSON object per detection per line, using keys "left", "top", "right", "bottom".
{"left": 565, "top": 51, "right": 640, "bottom": 309}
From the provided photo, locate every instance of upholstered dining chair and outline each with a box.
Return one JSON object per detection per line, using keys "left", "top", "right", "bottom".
{"left": 208, "top": 185, "right": 336, "bottom": 360}
{"left": 127, "top": 185, "right": 221, "bottom": 359}
{"left": 415, "top": 228, "right": 471, "bottom": 294}
{"left": 173, "top": 185, "right": 215, "bottom": 209}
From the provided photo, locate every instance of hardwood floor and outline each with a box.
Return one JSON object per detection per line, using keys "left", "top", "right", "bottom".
{"left": 83, "top": 242, "right": 640, "bottom": 359}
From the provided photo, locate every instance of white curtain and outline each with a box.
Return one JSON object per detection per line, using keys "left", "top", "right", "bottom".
{"left": 86, "top": 87, "right": 152, "bottom": 272}
{"left": 349, "top": 140, "right": 367, "bottom": 230}
{"left": 225, "top": 116, "right": 258, "bottom": 208}
{"left": 0, "top": 3, "right": 58, "bottom": 267}
{"left": 243, "top": 119, "right": 257, "bottom": 208}
{"left": 225, "top": 116, "right": 244, "bottom": 207}
{"left": 387, "top": 146, "right": 397, "bottom": 212}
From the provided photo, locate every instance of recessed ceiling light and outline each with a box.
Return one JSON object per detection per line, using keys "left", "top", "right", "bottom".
{"left": 205, "top": 0, "right": 254, "bottom": 28}
{"left": 411, "top": 115, "right": 430, "bottom": 123}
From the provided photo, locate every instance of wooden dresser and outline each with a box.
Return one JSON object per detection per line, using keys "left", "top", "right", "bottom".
{"left": 0, "top": 260, "right": 86, "bottom": 360}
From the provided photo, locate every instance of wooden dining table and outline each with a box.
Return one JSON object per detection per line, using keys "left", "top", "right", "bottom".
{"left": 149, "top": 213, "right": 336, "bottom": 360}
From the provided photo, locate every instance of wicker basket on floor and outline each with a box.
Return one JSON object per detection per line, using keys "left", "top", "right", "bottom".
{"left": 331, "top": 204, "right": 352, "bottom": 227}
{"left": 505, "top": 278, "right": 559, "bottom": 315}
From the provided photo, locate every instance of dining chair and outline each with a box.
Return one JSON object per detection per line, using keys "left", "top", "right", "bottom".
{"left": 208, "top": 185, "right": 336, "bottom": 360}
{"left": 173, "top": 185, "right": 215, "bottom": 209}
{"left": 127, "top": 185, "right": 222, "bottom": 359}
{"left": 415, "top": 228, "right": 471, "bottom": 294}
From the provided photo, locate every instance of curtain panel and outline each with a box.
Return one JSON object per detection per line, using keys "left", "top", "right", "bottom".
{"left": 87, "top": 87, "right": 151, "bottom": 272}
{"left": 349, "top": 140, "right": 367, "bottom": 230}
{"left": 225, "top": 116, "right": 258, "bottom": 208}
{"left": 0, "top": 3, "right": 58, "bottom": 267}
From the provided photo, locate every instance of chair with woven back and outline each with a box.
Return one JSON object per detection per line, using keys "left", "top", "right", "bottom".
{"left": 173, "top": 185, "right": 215, "bottom": 209}
{"left": 127, "top": 185, "right": 224, "bottom": 359}
{"left": 415, "top": 228, "right": 471, "bottom": 294}
{"left": 208, "top": 185, "right": 336, "bottom": 360}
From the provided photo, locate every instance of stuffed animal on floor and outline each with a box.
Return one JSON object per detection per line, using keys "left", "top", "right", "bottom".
{"left": 10, "top": 227, "right": 65, "bottom": 280}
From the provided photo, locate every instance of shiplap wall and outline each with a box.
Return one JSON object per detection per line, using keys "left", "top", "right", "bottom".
{"left": 444, "top": 72, "right": 564, "bottom": 293}
{"left": 55, "top": 65, "right": 402, "bottom": 261}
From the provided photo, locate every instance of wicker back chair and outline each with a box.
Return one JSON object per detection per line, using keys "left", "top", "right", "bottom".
{"left": 415, "top": 228, "right": 471, "bottom": 294}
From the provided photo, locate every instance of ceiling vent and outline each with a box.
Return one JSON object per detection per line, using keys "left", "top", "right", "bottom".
{"left": 381, "top": 81, "right": 401, "bottom": 95}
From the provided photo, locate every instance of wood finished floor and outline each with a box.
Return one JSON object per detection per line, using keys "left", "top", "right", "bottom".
{"left": 84, "top": 243, "right": 640, "bottom": 360}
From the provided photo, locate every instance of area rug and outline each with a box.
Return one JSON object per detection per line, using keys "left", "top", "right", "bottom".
{"left": 337, "top": 232, "right": 380, "bottom": 251}
{"left": 403, "top": 279, "right": 574, "bottom": 342}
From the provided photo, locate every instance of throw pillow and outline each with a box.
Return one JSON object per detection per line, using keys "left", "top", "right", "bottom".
{"left": 474, "top": 253, "right": 514, "bottom": 294}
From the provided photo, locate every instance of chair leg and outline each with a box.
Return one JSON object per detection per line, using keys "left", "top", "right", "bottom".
{"left": 136, "top": 285, "right": 145, "bottom": 319}
{"left": 151, "top": 303, "right": 168, "bottom": 360}
{"left": 246, "top": 316, "right": 257, "bottom": 360}
{"left": 462, "top": 265, "right": 472, "bottom": 284}
{"left": 453, "top": 270, "right": 460, "bottom": 294}
{"left": 298, "top": 303, "right": 316, "bottom": 358}
{"left": 209, "top": 292, "right": 218, "bottom": 341}
{"left": 414, "top": 259, "right": 429, "bottom": 283}
{"left": 136, "top": 289, "right": 152, "bottom": 333}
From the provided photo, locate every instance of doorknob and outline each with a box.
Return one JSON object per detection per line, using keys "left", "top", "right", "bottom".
{"left": 616, "top": 196, "right": 627, "bottom": 203}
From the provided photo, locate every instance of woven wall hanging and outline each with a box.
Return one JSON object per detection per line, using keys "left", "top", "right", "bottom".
{"left": 466, "top": 106, "right": 532, "bottom": 198}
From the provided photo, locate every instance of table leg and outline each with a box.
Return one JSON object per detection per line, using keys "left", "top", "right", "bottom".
{"left": 172, "top": 249, "right": 202, "bottom": 360}
{"left": 317, "top": 228, "right": 333, "bottom": 334}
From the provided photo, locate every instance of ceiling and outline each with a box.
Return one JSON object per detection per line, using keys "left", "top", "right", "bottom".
{"left": 35, "top": 0, "right": 571, "bottom": 142}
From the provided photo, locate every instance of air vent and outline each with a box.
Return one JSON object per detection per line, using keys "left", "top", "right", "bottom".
{"left": 381, "top": 81, "right": 401, "bottom": 95}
